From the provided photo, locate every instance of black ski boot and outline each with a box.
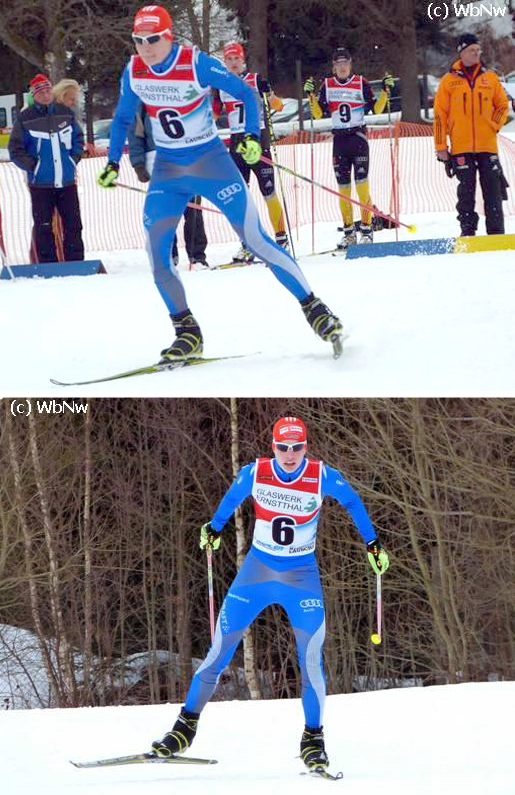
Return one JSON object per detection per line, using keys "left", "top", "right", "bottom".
{"left": 300, "top": 726, "right": 329, "bottom": 769}
{"left": 151, "top": 708, "right": 199, "bottom": 758}
{"left": 275, "top": 231, "right": 290, "bottom": 250}
{"left": 160, "top": 309, "right": 203, "bottom": 361}
{"left": 300, "top": 293, "right": 343, "bottom": 343}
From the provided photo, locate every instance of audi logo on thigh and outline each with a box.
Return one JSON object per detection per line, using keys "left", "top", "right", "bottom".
{"left": 217, "top": 182, "right": 242, "bottom": 202}
{"left": 300, "top": 598, "right": 323, "bottom": 609}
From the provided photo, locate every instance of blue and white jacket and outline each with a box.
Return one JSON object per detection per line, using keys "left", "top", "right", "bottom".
{"left": 8, "top": 101, "right": 84, "bottom": 188}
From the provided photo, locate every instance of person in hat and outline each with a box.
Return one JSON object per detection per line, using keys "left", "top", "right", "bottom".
{"left": 98, "top": 6, "right": 343, "bottom": 361}
{"left": 213, "top": 41, "right": 289, "bottom": 263}
{"left": 303, "top": 49, "right": 395, "bottom": 251}
{"left": 433, "top": 33, "right": 509, "bottom": 237}
{"left": 8, "top": 73, "right": 85, "bottom": 263}
{"left": 150, "top": 415, "right": 389, "bottom": 774}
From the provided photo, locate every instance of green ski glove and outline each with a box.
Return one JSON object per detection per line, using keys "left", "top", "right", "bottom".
{"left": 367, "top": 539, "right": 389, "bottom": 574}
{"left": 235, "top": 134, "right": 262, "bottom": 165}
{"left": 98, "top": 160, "right": 120, "bottom": 188}
{"left": 382, "top": 73, "right": 395, "bottom": 92}
{"left": 199, "top": 522, "right": 222, "bottom": 551}
{"left": 303, "top": 76, "right": 316, "bottom": 94}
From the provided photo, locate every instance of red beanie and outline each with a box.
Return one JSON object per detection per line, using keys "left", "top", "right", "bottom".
{"left": 133, "top": 5, "right": 173, "bottom": 38}
{"left": 273, "top": 416, "right": 307, "bottom": 444}
{"left": 29, "top": 73, "right": 52, "bottom": 96}
{"left": 223, "top": 42, "right": 245, "bottom": 60}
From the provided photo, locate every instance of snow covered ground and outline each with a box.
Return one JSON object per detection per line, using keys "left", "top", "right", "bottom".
{"left": 1, "top": 681, "right": 513, "bottom": 795}
{"left": 1, "top": 213, "right": 514, "bottom": 397}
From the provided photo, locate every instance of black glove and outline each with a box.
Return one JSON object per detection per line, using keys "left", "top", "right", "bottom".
{"left": 444, "top": 159, "right": 455, "bottom": 179}
{"left": 134, "top": 163, "right": 150, "bottom": 183}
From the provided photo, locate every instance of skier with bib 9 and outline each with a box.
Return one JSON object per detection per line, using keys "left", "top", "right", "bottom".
{"left": 151, "top": 416, "right": 390, "bottom": 774}
{"left": 304, "top": 48, "right": 394, "bottom": 252}
{"left": 98, "top": 6, "right": 343, "bottom": 360}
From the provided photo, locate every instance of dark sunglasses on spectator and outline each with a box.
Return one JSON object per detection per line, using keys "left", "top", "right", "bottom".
{"left": 132, "top": 32, "right": 165, "bottom": 45}
{"left": 274, "top": 442, "right": 305, "bottom": 452}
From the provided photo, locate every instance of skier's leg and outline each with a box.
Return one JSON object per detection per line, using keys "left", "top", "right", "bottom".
{"left": 281, "top": 565, "right": 329, "bottom": 769}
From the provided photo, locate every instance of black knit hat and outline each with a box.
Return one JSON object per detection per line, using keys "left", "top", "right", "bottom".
{"left": 456, "top": 33, "right": 479, "bottom": 53}
{"left": 333, "top": 47, "right": 351, "bottom": 63}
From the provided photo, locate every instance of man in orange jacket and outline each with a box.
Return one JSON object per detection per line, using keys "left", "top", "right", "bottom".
{"left": 433, "top": 33, "right": 509, "bottom": 236}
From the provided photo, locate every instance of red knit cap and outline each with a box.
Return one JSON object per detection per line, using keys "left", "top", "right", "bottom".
{"left": 133, "top": 5, "right": 173, "bottom": 38}
{"left": 223, "top": 42, "right": 245, "bottom": 60}
{"left": 273, "top": 416, "right": 307, "bottom": 444}
{"left": 29, "top": 73, "right": 52, "bottom": 96}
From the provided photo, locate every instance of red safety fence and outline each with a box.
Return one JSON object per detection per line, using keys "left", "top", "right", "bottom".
{"left": 0, "top": 125, "right": 514, "bottom": 265}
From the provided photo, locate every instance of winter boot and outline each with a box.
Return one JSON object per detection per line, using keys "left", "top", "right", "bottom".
{"left": 300, "top": 726, "right": 329, "bottom": 770}
{"left": 336, "top": 225, "right": 357, "bottom": 252}
{"left": 275, "top": 231, "right": 290, "bottom": 250}
{"left": 300, "top": 293, "right": 343, "bottom": 343}
{"left": 359, "top": 224, "right": 373, "bottom": 244}
{"left": 160, "top": 309, "right": 203, "bottom": 361}
{"left": 152, "top": 708, "right": 199, "bottom": 758}
{"left": 232, "top": 244, "right": 255, "bottom": 263}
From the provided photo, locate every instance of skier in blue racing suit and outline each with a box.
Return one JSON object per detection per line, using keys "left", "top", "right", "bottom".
{"left": 98, "top": 5, "right": 343, "bottom": 362}
{"left": 151, "top": 415, "right": 390, "bottom": 772}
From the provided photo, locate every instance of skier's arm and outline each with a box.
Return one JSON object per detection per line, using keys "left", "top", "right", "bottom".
{"left": 210, "top": 463, "right": 256, "bottom": 532}
{"left": 127, "top": 111, "right": 147, "bottom": 168}
{"left": 108, "top": 64, "right": 141, "bottom": 163}
{"left": 363, "top": 78, "right": 389, "bottom": 115}
{"left": 257, "top": 75, "right": 283, "bottom": 111}
{"left": 321, "top": 464, "right": 376, "bottom": 543}
{"left": 197, "top": 52, "right": 260, "bottom": 137}
{"left": 307, "top": 81, "right": 325, "bottom": 120}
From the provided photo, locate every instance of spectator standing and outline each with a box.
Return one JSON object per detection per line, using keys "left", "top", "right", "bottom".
{"left": 8, "top": 73, "right": 85, "bottom": 263}
{"left": 433, "top": 33, "right": 509, "bottom": 237}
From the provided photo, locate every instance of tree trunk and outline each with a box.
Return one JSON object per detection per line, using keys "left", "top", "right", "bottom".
{"left": 245, "top": 3, "right": 268, "bottom": 76}
{"left": 230, "top": 397, "right": 262, "bottom": 699}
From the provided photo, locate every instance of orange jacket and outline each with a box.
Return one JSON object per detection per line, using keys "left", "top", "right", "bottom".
{"left": 433, "top": 59, "right": 509, "bottom": 155}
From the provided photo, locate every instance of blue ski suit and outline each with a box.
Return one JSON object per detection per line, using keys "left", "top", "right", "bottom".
{"left": 184, "top": 457, "right": 376, "bottom": 727}
{"left": 107, "top": 44, "right": 313, "bottom": 315}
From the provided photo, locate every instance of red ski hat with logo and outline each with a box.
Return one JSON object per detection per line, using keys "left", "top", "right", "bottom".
{"left": 29, "top": 73, "right": 52, "bottom": 96}
{"left": 223, "top": 42, "right": 245, "bottom": 60}
{"left": 133, "top": 5, "right": 173, "bottom": 39}
{"left": 273, "top": 416, "right": 307, "bottom": 444}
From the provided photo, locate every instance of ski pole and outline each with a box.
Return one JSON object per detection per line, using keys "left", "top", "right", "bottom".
{"left": 115, "top": 182, "right": 223, "bottom": 215}
{"left": 206, "top": 546, "right": 216, "bottom": 644}
{"left": 308, "top": 99, "right": 315, "bottom": 254}
{"left": 263, "top": 93, "right": 296, "bottom": 259}
{"left": 260, "top": 155, "right": 415, "bottom": 232}
{"left": 370, "top": 573, "right": 382, "bottom": 645}
{"left": 385, "top": 81, "right": 399, "bottom": 242}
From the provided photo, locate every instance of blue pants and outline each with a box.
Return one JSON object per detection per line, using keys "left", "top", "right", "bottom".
{"left": 185, "top": 547, "right": 326, "bottom": 727}
{"left": 143, "top": 139, "right": 312, "bottom": 314}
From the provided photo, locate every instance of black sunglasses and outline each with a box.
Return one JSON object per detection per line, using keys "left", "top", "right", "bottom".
{"left": 275, "top": 442, "right": 305, "bottom": 452}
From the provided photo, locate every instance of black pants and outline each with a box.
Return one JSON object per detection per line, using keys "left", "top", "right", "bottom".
{"left": 29, "top": 184, "right": 84, "bottom": 262}
{"left": 332, "top": 129, "right": 370, "bottom": 185}
{"left": 172, "top": 197, "right": 207, "bottom": 263}
{"left": 452, "top": 153, "right": 505, "bottom": 236}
